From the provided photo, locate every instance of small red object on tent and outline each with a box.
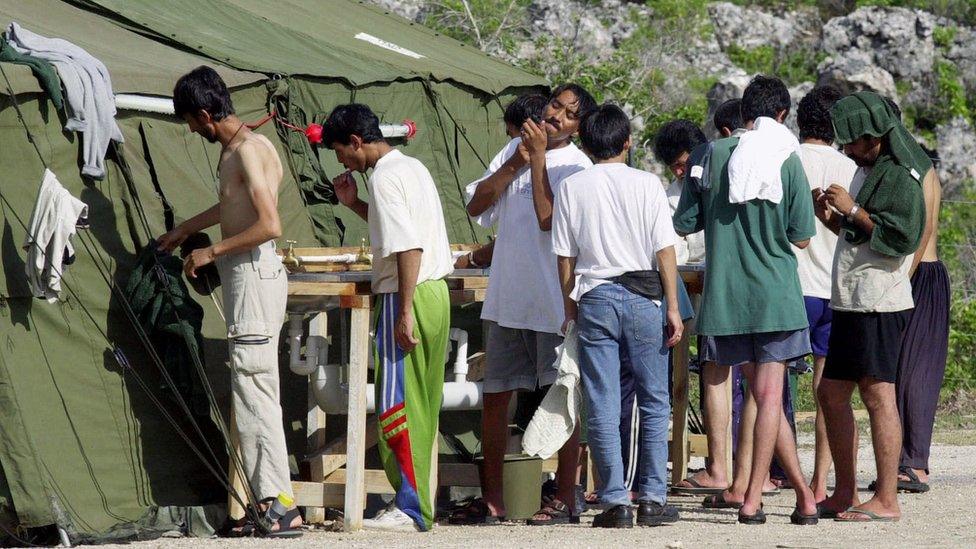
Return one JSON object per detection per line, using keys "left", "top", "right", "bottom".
{"left": 403, "top": 119, "right": 417, "bottom": 139}
{"left": 305, "top": 123, "right": 324, "bottom": 145}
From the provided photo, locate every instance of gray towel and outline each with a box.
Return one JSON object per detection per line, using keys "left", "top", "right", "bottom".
{"left": 6, "top": 23, "right": 123, "bottom": 179}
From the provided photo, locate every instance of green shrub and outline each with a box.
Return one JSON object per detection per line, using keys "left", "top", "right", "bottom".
{"left": 726, "top": 44, "right": 823, "bottom": 85}
{"left": 934, "top": 25, "right": 958, "bottom": 52}
{"left": 727, "top": 44, "right": 776, "bottom": 75}
{"left": 934, "top": 59, "right": 970, "bottom": 122}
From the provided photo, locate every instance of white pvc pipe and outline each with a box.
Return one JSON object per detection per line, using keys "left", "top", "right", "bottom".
{"left": 115, "top": 94, "right": 176, "bottom": 115}
{"left": 311, "top": 361, "right": 483, "bottom": 414}
{"left": 288, "top": 313, "right": 326, "bottom": 376}
{"left": 288, "top": 314, "right": 304, "bottom": 374}
{"left": 297, "top": 253, "right": 365, "bottom": 265}
{"left": 449, "top": 328, "right": 469, "bottom": 383}
{"left": 113, "top": 93, "right": 415, "bottom": 139}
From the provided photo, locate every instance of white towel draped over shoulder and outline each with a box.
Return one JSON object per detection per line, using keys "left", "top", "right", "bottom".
{"left": 23, "top": 169, "right": 89, "bottom": 302}
{"left": 7, "top": 22, "right": 123, "bottom": 179}
{"left": 727, "top": 116, "right": 801, "bottom": 204}
{"left": 522, "top": 322, "right": 581, "bottom": 459}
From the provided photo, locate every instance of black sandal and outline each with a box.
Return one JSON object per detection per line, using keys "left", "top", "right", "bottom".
{"left": 702, "top": 493, "right": 742, "bottom": 509}
{"left": 790, "top": 508, "right": 819, "bottom": 525}
{"left": 226, "top": 499, "right": 303, "bottom": 538}
{"left": 526, "top": 498, "right": 579, "bottom": 525}
{"left": 868, "top": 466, "right": 931, "bottom": 494}
{"left": 448, "top": 498, "right": 505, "bottom": 525}
{"left": 737, "top": 508, "right": 766, "bottom": 525}
{"left": 265, "top": 508, "right": 304, "bottom": 539}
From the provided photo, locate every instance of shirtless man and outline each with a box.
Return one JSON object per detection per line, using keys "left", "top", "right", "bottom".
{"left": 159, "top": 66, "right": 301, "bottom": 537}
{"left": 890, "top": 166, "right": 949, "bottom": 493}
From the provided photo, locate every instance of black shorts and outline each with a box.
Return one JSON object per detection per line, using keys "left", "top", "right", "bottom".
{"left": 823, "top": 309, "right": 912, "bottom": 383}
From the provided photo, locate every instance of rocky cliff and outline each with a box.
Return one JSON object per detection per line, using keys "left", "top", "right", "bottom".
{"left": 370, "top": 1, "right": 976, "bottom": 194}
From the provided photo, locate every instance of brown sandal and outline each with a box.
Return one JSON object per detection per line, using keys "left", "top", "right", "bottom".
{"left": 526, "top": 498, "right": 579, "bottom": 525}
{"left": 448, "top": 498, "right": 505, "bottom": 525}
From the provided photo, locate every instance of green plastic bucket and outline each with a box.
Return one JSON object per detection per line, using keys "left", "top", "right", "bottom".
{"left": 474, "top": 454, "right": 543, "bottom": 520}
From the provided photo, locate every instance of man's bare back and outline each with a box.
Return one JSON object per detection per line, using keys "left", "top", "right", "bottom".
{"left": 919, "top": 168, "right": 941, "bottom": 262}
{"left": 218, "top": 132, "right": 283, "bottom": 240}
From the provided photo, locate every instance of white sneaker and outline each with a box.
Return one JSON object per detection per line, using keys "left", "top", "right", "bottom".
{"left": 362, "top": 506, "right": 420, "bottom": 532}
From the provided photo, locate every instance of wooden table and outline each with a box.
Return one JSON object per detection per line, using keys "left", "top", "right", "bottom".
{"left": 280, "top": 265, "right": 712, "bottom": 531}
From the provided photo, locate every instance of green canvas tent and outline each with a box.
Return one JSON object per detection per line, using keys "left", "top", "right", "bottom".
{"left": 0, "top": 0, "right": 544, "bottom": 542}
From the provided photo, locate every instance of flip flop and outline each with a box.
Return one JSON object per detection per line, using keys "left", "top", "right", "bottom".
{"left": 790, "top": 508, "right": 819, "bottom": 525}
{"left": 448, "top": 498, "right": 506, "bottom": 525}
{"left": 671, "top": 477, "right": 726, "bottom": 495}
{"left": 834, "top": 507, "right": 900, "bottom": 522}
{"left": 702, "top": 493, "right": 742, "bottom": 509}
{"left": 816, "top": 502, "right": 842, "bottom": 519}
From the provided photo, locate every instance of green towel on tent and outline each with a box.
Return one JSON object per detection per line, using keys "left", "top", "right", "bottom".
{"left": 0, "top": 38, "right": 64, "bottom": 109}
{"left": 830, "top": 91, "right": 929, "bottom": 257}
{"left": 124, "top": 239, "right": 209, "bottom": 416}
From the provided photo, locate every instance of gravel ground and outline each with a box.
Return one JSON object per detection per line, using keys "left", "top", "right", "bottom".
{"left": 105, "top": 435, "right": 976, "bottom": 548}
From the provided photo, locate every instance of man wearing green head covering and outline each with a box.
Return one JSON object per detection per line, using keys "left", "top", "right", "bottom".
{"left": 814, "top": 91, "right": 928, "bottom": 523}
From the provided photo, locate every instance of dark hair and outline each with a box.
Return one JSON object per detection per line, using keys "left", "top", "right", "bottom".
{"left": 321, "top": 104, "right": 385, "bottom": 148}
{"left": 653, "top": 119, "right": 707, "bottom": 165}
{"left": 504, "top": 93, "right": 548, "bottom": 127}
{"left": 797, "top": 85, "right": 843, "bottom": 142}
{"left": 713, "top": 98, "right": 744, "bottom": 133}
{"left": 884, "top": 96, "right": 902, "bottom": 119}
{"left": 550, "top": 83, "right": 598, "bottom": 120}
{"left": 173, "top": 66, "right": 235, "bottom": 121}
{"left": 741, "top": 75, "right": 791, "bottom": 123}
{"left": 579, "top": 103, "right": 631, "bottom": 160}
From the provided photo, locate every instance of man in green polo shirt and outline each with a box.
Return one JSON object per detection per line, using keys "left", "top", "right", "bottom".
{"left": 673, "top": 75, "right": 819, "bottom": 525}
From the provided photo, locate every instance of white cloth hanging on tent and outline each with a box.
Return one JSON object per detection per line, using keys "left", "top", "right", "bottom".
{"left": 727, "top": 116, "right": 802, "bottom": 204}
{"left": 6, "top": 22, "right": 123, "bottom": 179}
{"left": 23, "top": 169, "right": 89, "bottom": 302}
{"left": 522, "top": 322, "right": 581, "bottom": 459}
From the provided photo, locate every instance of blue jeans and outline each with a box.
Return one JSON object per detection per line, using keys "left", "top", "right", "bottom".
{"left": 577, "top": 283, "right": 670, "bottom": 505}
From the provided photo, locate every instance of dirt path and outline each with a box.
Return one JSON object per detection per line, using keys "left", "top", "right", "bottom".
{"left": 107, "top": 436, "right": 976, "bottom": 548}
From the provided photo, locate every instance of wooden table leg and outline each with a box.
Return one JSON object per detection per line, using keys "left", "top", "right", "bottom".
{"left": 227, "top": 404, "right": 246, "bottom": 520}
{"left": 343, "top": 304, "right": 371, "bottom": 532}
{"left": 306, "top": 312, "right": 329, "bottom": 525}
{"left": 670, "top": 330, "right": 691, "bottom": 486}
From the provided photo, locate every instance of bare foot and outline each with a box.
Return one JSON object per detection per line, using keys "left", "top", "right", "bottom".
{"left": 271, "top": 512, "right": 303, "bottom": 532}
{"left": 819, "top": 493, "right": 858, "bottom": 515}
{"left": 836, "top": 496, "right": 900, "bottom": 521}
{"left": 809, "top": 481, "right": 829, "bottom": 503}
{"left": 719, "top": 488, "right": 745, "bottom": 505}
{"left": 899, "top": 468, "right": 929, "bottom": 483}
{"left": 674, "top": 469, "right": 728, "bottom": 490}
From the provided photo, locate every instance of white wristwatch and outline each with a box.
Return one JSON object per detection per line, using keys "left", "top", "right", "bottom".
{"left": 846, "top": 203, "right": 861, "bottom": 223}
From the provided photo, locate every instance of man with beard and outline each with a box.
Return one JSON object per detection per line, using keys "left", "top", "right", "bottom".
{"left": 450, "top": 84, "right": 596, "bottom": 525}
{"left": 160, "top": 66, "right": 301, "bottom": 536}
{"left": 816, "top": 91, "right": 928, "bottom": 522}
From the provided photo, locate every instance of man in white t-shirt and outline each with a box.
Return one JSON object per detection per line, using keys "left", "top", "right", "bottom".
{"left": 793, "top": 86, "right": 857, "bottom": 502}
{"left": 324, "top": 104, "right": 454, "bottom": 532}
{"left": 450, "top": 84, "right": 595, "bottom": 525}
{"left": 553, "top": 103, "right": 683, "bottom": 528}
